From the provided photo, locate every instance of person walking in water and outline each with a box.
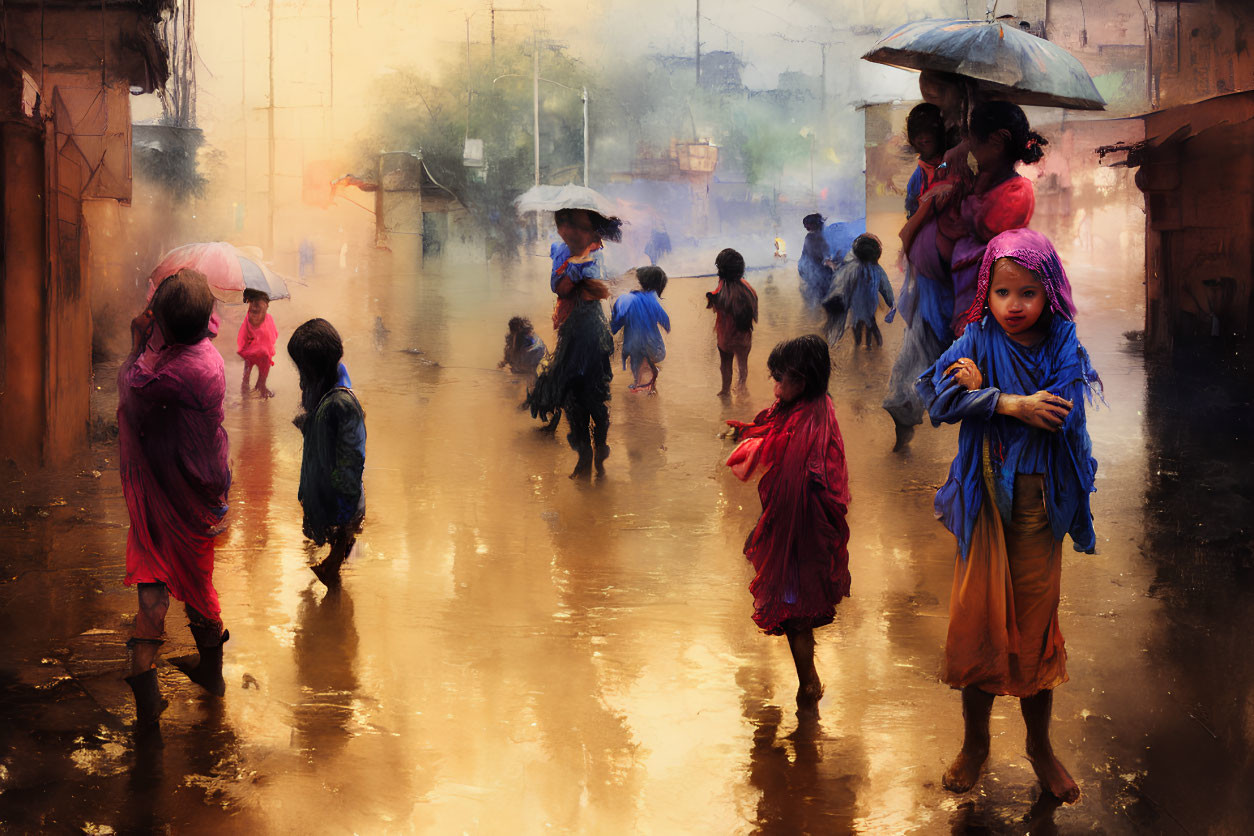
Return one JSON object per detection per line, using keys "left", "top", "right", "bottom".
{"left": 823, "top": 233, "right": 895, "bottom": 349}
{"left": 528, "top": 207, "right": 619, "bottom": 479}
{"left": 611, "top": 266, "right": 671, "bottom": 394}
{"left": 797, "top": 213, "right": 835, "bottom": 307}
{"left": 118, "top": 269, "right": 232, "bottom": 729}
{"left": 725, "top": 335, "right": 851, "bottom": 712}
{"left": 288, "top": 319, "right": 367, "bottom": 587}
{"left": 706, "top": 248, "right": 758, "bottom": 397}
{"left": 237, "top": 289, "right": 278, "bottom": 397}
{"left": 916, "top": 229, "right": 1099, "bottom": 805}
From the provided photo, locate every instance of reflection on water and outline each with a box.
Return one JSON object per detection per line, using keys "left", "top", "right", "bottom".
{"left": 738, "top": 663, "right": 865, "bottom": 834}
{"left": 3, "top": 231, "right": 1252, "bottom": 832}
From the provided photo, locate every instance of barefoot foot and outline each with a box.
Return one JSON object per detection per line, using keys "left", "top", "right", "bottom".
{"left": 942, "top": 743, "right": 990, "bottom": 793}
{"left": 310, "top": 559, "right": 342, "bottom": 588}
{"left": 796, "top": 680, "right": 824, "bottom": 713}
{"left": 1027, "top": 746, "right": 1080, "bottom": 804}
{"left": 892, "top": 421, "right": 915, "bottom": 453}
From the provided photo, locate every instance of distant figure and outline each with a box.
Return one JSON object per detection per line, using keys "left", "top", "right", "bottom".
{"left": 237, "top": 289, "right": 277, "bottom": 397}
{"left": 644, "top": 224, "right": 672, "bottom": 266}
{"left": 705, "top": 248, "right": 758, "bottom": 396}
{"left": 797, "top": 213, "right": 834, "bottom": 306}
{"left": 299, "top": 238, "right": 316, "bottom": 278}
{"left": 773, "top": 237, "right": 787, "bottom": 260}
{"left": 611, "top": 266, "right": 671, "bottom": 394}
{"left": 118, "top": 269, "right": 232, "bottom": 729}
{"left": 915, "top": 229, "right": 1098, "bottom": 806}
{"left": 498, "top": 316, "right": 546, "bottom": 379}
{"left": 824, "top": 234, "right": 894, "bottom": 349}
{"left": 724, "top": 335, "right": 851, "bottom": 713}
{"left": 373, "top": 315, "right": 390, "bottom": 351}
{"left": 288, "top": 319, "right": 366, "bottom": 587}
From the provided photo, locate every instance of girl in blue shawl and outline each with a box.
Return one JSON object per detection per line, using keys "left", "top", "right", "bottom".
{"left": 915, "top": 229, "right": 1099, "bottom": 806}
{"left": 611, "top": 266, "right": 671, "bottom": 394}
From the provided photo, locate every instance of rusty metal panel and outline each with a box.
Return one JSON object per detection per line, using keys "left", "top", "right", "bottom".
{"left": 50, "top": 82, "right": 133, "bottom": 203}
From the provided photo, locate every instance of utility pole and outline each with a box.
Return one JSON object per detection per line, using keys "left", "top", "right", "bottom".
{"left": 465, "top": 13, "right": 472, "bottom": 139}
{"left": 533, "top": 30, "right": 540, "bottom": 185}
{"left": 267, "top": 0, "right": 276, "bottom": 254}
{"left": 582, "top": 86, "right": 589, "bottom": 186}
{"left": 820, "top": 43, "right": 827, "bottom": 112}
{"left": 328, "top": 0, "right": 334, "bottom": 111}
{"left": 490, "top": 2, "right": 495, "bottom": 71}
{"left": 695, "top": 0, "right": 701, "bottom": 84}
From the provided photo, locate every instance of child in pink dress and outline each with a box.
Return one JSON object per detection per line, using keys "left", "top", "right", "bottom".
{"left": 238, "top": 289, "right": 278, "bottom": 397}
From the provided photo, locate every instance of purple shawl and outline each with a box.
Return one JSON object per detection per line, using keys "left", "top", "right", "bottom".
{"left": 960, "top": 228, "right": 1077, "bottom": 327}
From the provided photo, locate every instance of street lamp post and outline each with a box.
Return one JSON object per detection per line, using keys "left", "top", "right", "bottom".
{"left": 492, "top": 72, "right": 589, "bottom": 187}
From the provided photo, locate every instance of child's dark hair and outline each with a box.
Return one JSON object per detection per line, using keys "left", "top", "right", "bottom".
{"left": 151, "top": 268, "right": 214, "bottom": 345}
{"left": 767, "top": 335, "right": 831, "bottom": 401}
{"left": 507, "top": 316, "right": 533, "bottom": 335}
{"left": 715, "top": 248, "right": 746, "bottom": 281}
{"left": 554, "top": 207, "right": 624, "bottom": 243}
{"left": 243, "top": 288, "right": 270, "bottom": 305}
{"left": 287, "top": 318, "right": 344, "bottom": 416}
{"left": 906, "top": 102, "right": 944, "bottom": 145}
{"left": 802, "top": 213, "right": 825, "bottom": 232}
{"left": 852, "top": 233, "right": 882, "bottom": 264}
{"left": 969, "top": 100, "right": 1048, "bottom": 165}
{"left": 636, "top": 265, "right": 667, "bottom": 296}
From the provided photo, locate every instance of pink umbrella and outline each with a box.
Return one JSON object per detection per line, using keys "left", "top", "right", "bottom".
{"left": 147, "top": 242, "right": 291, "bottom": 305}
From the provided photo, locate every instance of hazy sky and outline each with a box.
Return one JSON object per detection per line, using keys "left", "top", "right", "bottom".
{"left": 136, "top": 1, "right": 974, "bottom": 132}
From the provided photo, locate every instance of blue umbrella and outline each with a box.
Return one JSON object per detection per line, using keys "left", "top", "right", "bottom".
{"left": 863, "top": 18, "right": 1106, "bottom": 111}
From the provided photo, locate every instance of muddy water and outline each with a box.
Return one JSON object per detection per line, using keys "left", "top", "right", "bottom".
{"left": 1, "top": 234, "right": 1251, "bottom": 834}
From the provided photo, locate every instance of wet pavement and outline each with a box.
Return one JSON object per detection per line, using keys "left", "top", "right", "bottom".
{"left": 1, "top": 236, "right": 1252, "bottom": 834}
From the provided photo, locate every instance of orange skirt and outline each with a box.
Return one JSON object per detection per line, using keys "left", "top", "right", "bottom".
{"left": 941, "top": 472, "right": 1067, "bottom": 697}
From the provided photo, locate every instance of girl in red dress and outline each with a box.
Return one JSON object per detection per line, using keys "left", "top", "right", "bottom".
{"left": 725, "top": 335, "right": 851, "bottom": 711}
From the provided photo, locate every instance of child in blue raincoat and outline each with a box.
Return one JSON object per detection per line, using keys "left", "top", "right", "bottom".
{"left": 611, "top": 266, "right": 671, "bottom": 394}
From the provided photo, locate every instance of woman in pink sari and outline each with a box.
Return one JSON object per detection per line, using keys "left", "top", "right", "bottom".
{"left": 118, "top": 269, "right": 231, "bottom": 729}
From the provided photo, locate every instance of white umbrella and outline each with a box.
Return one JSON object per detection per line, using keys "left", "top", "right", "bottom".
{"left": 514, "top": 184, "right": 620, "bottom": 218}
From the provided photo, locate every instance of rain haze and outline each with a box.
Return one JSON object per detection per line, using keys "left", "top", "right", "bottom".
{"left": 1, "top": 0, "right": 1253, "bottom": 834}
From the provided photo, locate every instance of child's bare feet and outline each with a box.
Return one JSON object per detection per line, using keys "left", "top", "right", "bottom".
{"left": 255, "top": 385, "right": 275, "bottom": 399}
{"left": 311, "top": 558, "right": 341, "bottom": 587}
{"left": 892, "top": 421, "right": 914, "bottom": 452}
{"left": 594, "top": 444, "right": 610, "bottom": 477}
{"left": 942, "top": 742, "right": 990, "bottom": 793}
{"left": 716, "top": 389, "right": 730, "bottom": 398}
{"left": 796, "top": 680, "right": 824, "bottom": 713}
{"left": 1027, "top": 743, "right": 1081, "bottom": 803}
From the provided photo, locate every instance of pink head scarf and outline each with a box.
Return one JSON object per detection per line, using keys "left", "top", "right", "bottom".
{"left": 961, "top": 228, "right": 1077, "bottom": 326}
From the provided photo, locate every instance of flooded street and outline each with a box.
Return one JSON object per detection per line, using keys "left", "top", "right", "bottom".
{"left": 2, "top": 241, "right": 1251, "bottom": 835}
